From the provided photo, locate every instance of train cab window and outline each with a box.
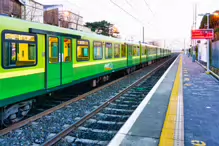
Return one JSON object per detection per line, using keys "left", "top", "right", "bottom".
{"left": 77, "top": 40, "right": 89, "bottom": 61}
{"left": 94, "top": 41, "right": 103, "bottom": 60}
{"left": 63, "top": 38, "right": 72, "bottom": 62}
{"left": 49, "top": 37, "right": 59, "bottom": 64}
{"left": 121, "top": 44, "right": 126, "bottom": 57}
{"left": 114, "top": 44, "right": 120, "bottom": 58}
{"left": 2, "top": 31, "right": 37, "bottom": 68}
{"left": 105, "top": 42, "right": 112, "bottom": 59}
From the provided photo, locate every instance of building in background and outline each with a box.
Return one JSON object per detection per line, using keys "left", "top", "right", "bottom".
{"left": 0, "top": 0, "right": 91, "bottom": 32}
{"left": 0, "top": 0, "right": 24, "bottom": 18}
{"left": 148, "top": 40, "right": 164, "bottom": 47}
{"left": 44, "top": 4, "right": 88, "bottom": 31}
{"left": 21, "top": 0, "right": 44, "bottom": 23}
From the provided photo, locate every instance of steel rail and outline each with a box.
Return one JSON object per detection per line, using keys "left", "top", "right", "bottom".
{"left": 0, "top": 58, "right": 167, "bottom": 136}
{"left": 42, "top": 56, "right": 175, "bottom": 146}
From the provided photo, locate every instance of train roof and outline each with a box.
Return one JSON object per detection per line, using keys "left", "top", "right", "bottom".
{"left": 0, "top": 15, "right": 125, "bottom": 43}
{"left": 0, "top": 15, "right": 169, "bottom": 50}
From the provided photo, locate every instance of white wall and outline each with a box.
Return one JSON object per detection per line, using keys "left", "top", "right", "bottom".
{"left": 198, "top": 40, "right": 207, "bottom": 62}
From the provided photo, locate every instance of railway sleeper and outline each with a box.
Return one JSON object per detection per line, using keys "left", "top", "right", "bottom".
{"left": 73, "top": 138, "right": 109, "bottom": 146}
{"left": 75, "top": 127, "right": 115, "bottom": 140}
{"left": 97, "top": 113, "right": 130, "bottom": 119}
{"left": 95, "top": 113, "right": 129, "bottom": 122}
{"left": 108, "top": 104, "right": 137, "bottom": 110}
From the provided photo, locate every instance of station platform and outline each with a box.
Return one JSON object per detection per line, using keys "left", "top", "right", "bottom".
{"left": 108, "top": 54, "right": 219, "bottom": 146}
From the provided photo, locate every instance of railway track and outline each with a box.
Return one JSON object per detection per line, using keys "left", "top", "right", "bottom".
{"left": 42, "top": 56, "right": 177, "bottom": 146}
{"left": 0, "top": 56, "right": 176, "bottom": 145}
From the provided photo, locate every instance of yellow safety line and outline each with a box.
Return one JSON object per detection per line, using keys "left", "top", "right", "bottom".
{"left": 159, "top": 56, "right": 182, "bottom": 146}
{"left": 0, "top": 68, "right": 44, "bottom": 79}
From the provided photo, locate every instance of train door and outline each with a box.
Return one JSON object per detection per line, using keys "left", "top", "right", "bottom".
{"left": 61, "top": 37, "right": 73, "bottom": 84}
{"left": 127, "top": 44, "right": 133, "bottom": 66}
{"left": 46, "top": 35, "right": 61, "bottom": 88}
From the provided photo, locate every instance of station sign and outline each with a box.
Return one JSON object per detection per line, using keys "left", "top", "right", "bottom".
{"left": 191, "top": 29, "right": 214, "bottom": 39}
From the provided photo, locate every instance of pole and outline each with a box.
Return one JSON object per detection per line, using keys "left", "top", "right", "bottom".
{"left": 194, "top": 3, "right": 197, "bottom": 29}
{"left": 142, "top": 27, "right": 144, "bottom": 43}
{"left": 206, "top": 14, "right": 210, "bottom": 73}
{"left": 164, "top": 40, "right": 166, "bottom": 48}
{"left": 192, "top": 4, "right": 196, "bottom": 62}
{"left": 184, "top": 38, "right": 186, "bottom": 54}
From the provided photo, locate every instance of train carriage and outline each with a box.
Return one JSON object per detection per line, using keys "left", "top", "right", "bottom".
{"left": 0, "top": 15, "right": 171, "bottom": 124}
{"left": 73, "top": 34, "right": 127, "bottom": 85}
{"left": 146, "top": 45, "right": 157, "bottom": 62}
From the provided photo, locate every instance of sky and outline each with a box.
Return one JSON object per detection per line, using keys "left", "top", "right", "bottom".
{"left": 36, "top": 0, "right": 219, "bottom": 50}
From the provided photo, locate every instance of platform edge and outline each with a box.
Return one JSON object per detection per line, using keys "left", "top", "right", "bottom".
{"left": 108, "top": 55, "right": 180, "bottom": 146}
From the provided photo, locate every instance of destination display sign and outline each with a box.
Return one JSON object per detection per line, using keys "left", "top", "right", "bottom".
{"left": 191, "top": 29, "right": 214, "bottom": 39}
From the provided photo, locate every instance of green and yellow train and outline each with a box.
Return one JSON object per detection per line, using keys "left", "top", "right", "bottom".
{"left": 0, "top": 16, "right": 171, "bottom": 123}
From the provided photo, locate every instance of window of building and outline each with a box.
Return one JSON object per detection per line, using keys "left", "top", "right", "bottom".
{"left": 105, "top": 42, "right": 112, "bottom": 59}
{"left": 77, "top": 40, "right": 89, "bottom": 61}
{"left": 49, "top": 37, "right": 59, "bottom": 63}
{"left": 63, "top": 38, "right": 72, "bottom": 62}
{"left": 114, "top": 44, "right": 120, "bottom": 58}
{"left": 2, "top": 31, "right": 37, "bottom": 68}
{"left": 93, "top": 41, "right": 103, "bottom": 60}
{"left": 121, "top": 44, "right": 126, "bottom": 57}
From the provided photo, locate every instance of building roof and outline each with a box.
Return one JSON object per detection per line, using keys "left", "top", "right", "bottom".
{"left": 44, "top": 4, "right": 63, "bottom": 11}
{"left": 18, "top": 0, "right": 43, "bottom": 6}
{"left": 17, "top": 0, "right": 25, "bottom": 5}
{"left": 30, "top": 0, "right": 43, "bottom": 5}
{"left": 44, "top": 4, "right": 83, "bottom": 18}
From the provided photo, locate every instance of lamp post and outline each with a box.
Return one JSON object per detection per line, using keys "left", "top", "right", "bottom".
{"left": 198, "top": 12, "right": 219, "bottom": 74}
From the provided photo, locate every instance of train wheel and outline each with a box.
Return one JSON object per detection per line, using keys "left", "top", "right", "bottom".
{"left": 126, "top": 68, "right": 130, "bottom": 74}
{"left": 1, "top": 100, "right": 33, "bottom": 127}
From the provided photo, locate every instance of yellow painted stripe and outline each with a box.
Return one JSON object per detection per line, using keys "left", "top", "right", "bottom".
{"left": 74, "top": 58, "right": 126, "bottom": 68}
{"left": 0, "top": 68, "right": 44, "bottom": 79}
{"left": 149, "top": 54, "right": 157, "bottom": 57}
{"left": 132, "top": 56, "right": 140, "bottom": 59}
{"left": 159, "top": 56, "right": 182, "bottom": 146}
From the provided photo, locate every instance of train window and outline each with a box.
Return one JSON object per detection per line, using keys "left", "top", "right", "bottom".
{"left": 121, "top": 44, "right": 126, "bottom": 57}
{"left": 2, "top": 31, "right": 37, "bottom": 68}
{"left": 63, "top": 38, "right": 72, "bottom": 62}
{"left": 77, "top": 40, "right": 89, "bottom": 61}
{"left": 142, "top": 46, "right": 146, "bottom": 55}
{"left": 94, "top": 41, "right": 103, "bottom": 60}
{"left": 114, "top": 44, "right": 120, "bottom": 58}
{"left": 133, "top": 46, "right": 136, "bottom": 56}
{"left": 137, "top": 46, "right": 140, "bottom": 56}
{"left": 105, "top": 42, "right": 112, "bottom": 59}
{"left": 49, "top": 37, "right": 59, "bottom": 64}
{"left": 133, "top": 46, "right": 140, "bottom": 56}
{"left": 150, "top": 47, "right": 155, "bottom": 55}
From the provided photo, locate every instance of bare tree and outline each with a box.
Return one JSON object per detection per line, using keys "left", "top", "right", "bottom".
{"left": 58, "top": 11, "right": 82, "bottom": 30}
{"left": 74, "top": 14, "right": 81, "bottom": 30}
{"left": 22, "top": 2, "right": 43, "bottom": 23}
